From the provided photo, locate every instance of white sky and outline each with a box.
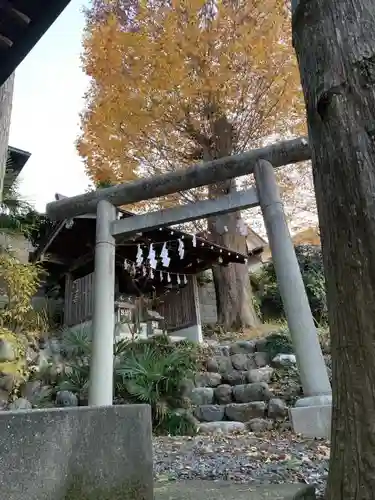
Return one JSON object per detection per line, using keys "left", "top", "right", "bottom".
{"left": 9, "top": 0, "right": 91, "bottom": 213}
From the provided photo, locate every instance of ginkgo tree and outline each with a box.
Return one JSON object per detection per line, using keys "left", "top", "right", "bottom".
{"left": 78, "top": 0, "right": 305, "bottom": 329}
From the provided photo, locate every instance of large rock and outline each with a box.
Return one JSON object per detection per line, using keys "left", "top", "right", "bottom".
{"left": 21, "top": 380, "right": 43, "bottom": 402}
{"left": 222, "top": 371, "right": 246, "bottom": 386}
{"left": 254, "top": 352, "right": 269, "bottom": 367}
{"left": 231, "top": 354, "right": 257, "bottom": 371}
{"left": 206, "top": 356, "right": 233, "bottom": 374}
{"left": 0, "top": 389, "right": 8, "bottom": 409}
{"left": 47, "top": 339, "right": 62, "bottom": 355}
{"left": 173, "top": 408, "right": 199, "bottom": 427}
{"left": 0, "top": 373, "right": 18, "bottom": 392}
{"left": 197, "top": 421, "right": 246, "bottom": 435}
{"left": 212, "top": 346, "right": 230, "bottom": 357}
{"left": 225, "top": 402, "right": 266, "bottom": 422}
{"left": 206, "top": 357, "right": 219, "bottom": 372}
{"left": 8, "top": 398, "right": 32, "bottom": 411}
{"left": 268, "top": 398, "right": 288, "bottom": 420}
{"left": 272, "top": 353, "right": 297, "bottom": 367}
{"left": 42, "top": 339, "right": 63, "bottom": 365}
{"left": 255, "top": 338, "right": 268, "bottom": 352}
{"left": 56, "top": 391, "right": 79, "bottom": 407}
{"left": 247, "top": 367, "right": 274, "bottom": 384}
{"left": 20, "top": 381, "right": 53, "bottom": 407}
{"left": 26, "top": 347, "right": 39, "bottom": 364}
{"left": 195, "top": 372, "right": 222, "bottom": 388}
{"left": 233, "top": 383, "right": 273, "bottom": 403}
{"left": 180, "top": 378, "right": 195, "bottom": 398}
{"left": 214, "top": 384, "right": 232, "bottom": 404}
{"left": 0, "top": 339, "right": 15, "bottom": 362}
{"left": 36, "top": 350, "right": 50, "bottom": 370}
{"left": 194, "top": 405, "right": 225, "bottom": 422}
{"left": 247, "top": 417, "right": 273, "bottom": 433}
{"left": 48, "top": 362, "right": 65, "bottom": 383}
{"left": 190, "top": 387, "right": 214, "bottom": 405}
{"left": 229, "top": 341, "right": 256, "bottom": 355}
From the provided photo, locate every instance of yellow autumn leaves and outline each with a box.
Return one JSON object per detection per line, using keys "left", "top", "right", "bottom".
{"left": 78, "top": 0, "right": 304, "bottom": 185}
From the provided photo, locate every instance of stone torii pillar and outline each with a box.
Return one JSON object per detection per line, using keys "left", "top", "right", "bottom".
{"left": 254, "top": 159, "right": 332, "bottom": 438}
{"left": 88, "top": 199, "right": 117, "bottom": 406}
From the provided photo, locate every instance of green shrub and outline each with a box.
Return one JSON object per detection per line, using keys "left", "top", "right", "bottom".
{"left": 37, "top": 328, "right": 199, "bottom": 434}
{"left": 115, "top": 340, "right": 197, "bottom": 433}
{"left": 264, "top": 329, "right": 294, "bottom": 360}
{"left": 252, "top": 244, "right": 327, "bottom": 325}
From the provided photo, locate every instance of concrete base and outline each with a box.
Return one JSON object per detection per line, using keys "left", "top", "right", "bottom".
{"left": 0, "top": 405, "right": 153, "bottom": 500}
{"left": 290, "top": 396, "right": 332, "bottom": 439}
{"left": 155, "top": 480, "right": 316, "bottom": 500}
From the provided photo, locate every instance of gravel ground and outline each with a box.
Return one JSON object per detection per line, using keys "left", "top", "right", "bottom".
{"left": 153, "top": 432, "right": 329, "bottom": 498}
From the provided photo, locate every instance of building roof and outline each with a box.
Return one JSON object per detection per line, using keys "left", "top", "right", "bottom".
{"left": 261, "top": 226, "right": 321, "bottom": 262}
{"left": 30, "top": 200, "right": 248, "bottom": 290}
{"left": 292, "top": 227, "right": 320, "bottom": 246}
{"left": 4, "top": 145, "right": 31, "bottom": 189}
{"left": 246, "top": 228, "right": 267, "bottom": 255}
{"left": 0, "top": 0, "right": 72, "bottom": 86}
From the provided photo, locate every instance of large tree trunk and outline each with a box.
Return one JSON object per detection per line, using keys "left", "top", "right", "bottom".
{"left": 208, "top": 204, "right": 259, "bottom": 329}
{"left": 0, "top": 73, "right": 15, "bottom": 201}
{"left": 293, "top": 1, "right": 375, "bottom": 498}
{"left": 205, "top": 115, "right": 259, "bottom": 330}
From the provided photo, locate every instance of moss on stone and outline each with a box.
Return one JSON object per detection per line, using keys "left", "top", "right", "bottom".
{"left": 64, "top": 475, "right": 152, "bottom": 500}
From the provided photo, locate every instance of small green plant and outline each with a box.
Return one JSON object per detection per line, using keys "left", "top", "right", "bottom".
{"left": 251, "top": 294, "right": 262, "bottom": 321}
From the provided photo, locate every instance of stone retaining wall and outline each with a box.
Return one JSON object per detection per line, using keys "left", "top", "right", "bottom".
{"left": 185, "top": 339, "right": 301, "bottom": 434}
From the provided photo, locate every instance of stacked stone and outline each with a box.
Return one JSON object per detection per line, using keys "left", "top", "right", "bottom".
{"left": 188, "top": 339, "right": 290, "bottom": 434}
{"left": 0, "top": 337, "right": 77, "bottom": 411}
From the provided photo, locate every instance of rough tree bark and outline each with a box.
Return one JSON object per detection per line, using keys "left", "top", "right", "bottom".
{"left": 208, "top": 189, "right": 259, "bottom": 329}
{"left": 0, "top": 73, "right": 15, "bottom": 201}
{"left": 293, "top": 1, "right": 375, "bottom": 498}
{"left": 206, "top": 115, "right": 259, "bottom": 330}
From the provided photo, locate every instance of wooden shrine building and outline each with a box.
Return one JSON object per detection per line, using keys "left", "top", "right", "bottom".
{"left": 30, "top": 205, "right": 247, "bottom": 342}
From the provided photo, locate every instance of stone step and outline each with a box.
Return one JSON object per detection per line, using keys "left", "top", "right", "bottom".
{"left": 193, "top": 399, "right": 287, "bottom": 423}
{"left": 154, "top": 480, "right": 316, "bottom": 500}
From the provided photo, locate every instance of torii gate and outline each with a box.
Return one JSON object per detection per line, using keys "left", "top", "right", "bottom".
{"left": 46, "top": 136, "right": 331, "bottom": 438}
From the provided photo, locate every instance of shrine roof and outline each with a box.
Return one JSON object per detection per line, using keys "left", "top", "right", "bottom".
{"left": 30, "top": 207, "right": 248, "bottom": 278}
{"left": 4, "top": 146, "right": 31, "bottom": 190}
{"left": 0, "top": 0, "right": 71, "bottom": 86}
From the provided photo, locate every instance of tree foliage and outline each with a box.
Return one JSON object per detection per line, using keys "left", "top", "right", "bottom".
{"left": 253, "top": 244, "right": 327, "bottom": 324}
{"left": 78, "top": 0, "right": 304, "bottom": 195}
{"left": 0, "top": 254, "right": 45, "bottom": 333}
{"left": 78, "top": 0, "right": 306, "bottom": 329}
{"left": 0, "top": 179, "right": 50, "bottom": 251}
{"left": 0, "top": 179, "right": 33, "bottom": 239}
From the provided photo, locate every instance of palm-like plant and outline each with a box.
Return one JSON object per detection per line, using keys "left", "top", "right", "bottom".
{"left": 59, "top": 324, "right": 92, "bottom": 360}
{"left": 54, "top": 325, "right": 92, "bottom": 400}
{"left": 115, "top": 343, "right": 195, "bottom": 421}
